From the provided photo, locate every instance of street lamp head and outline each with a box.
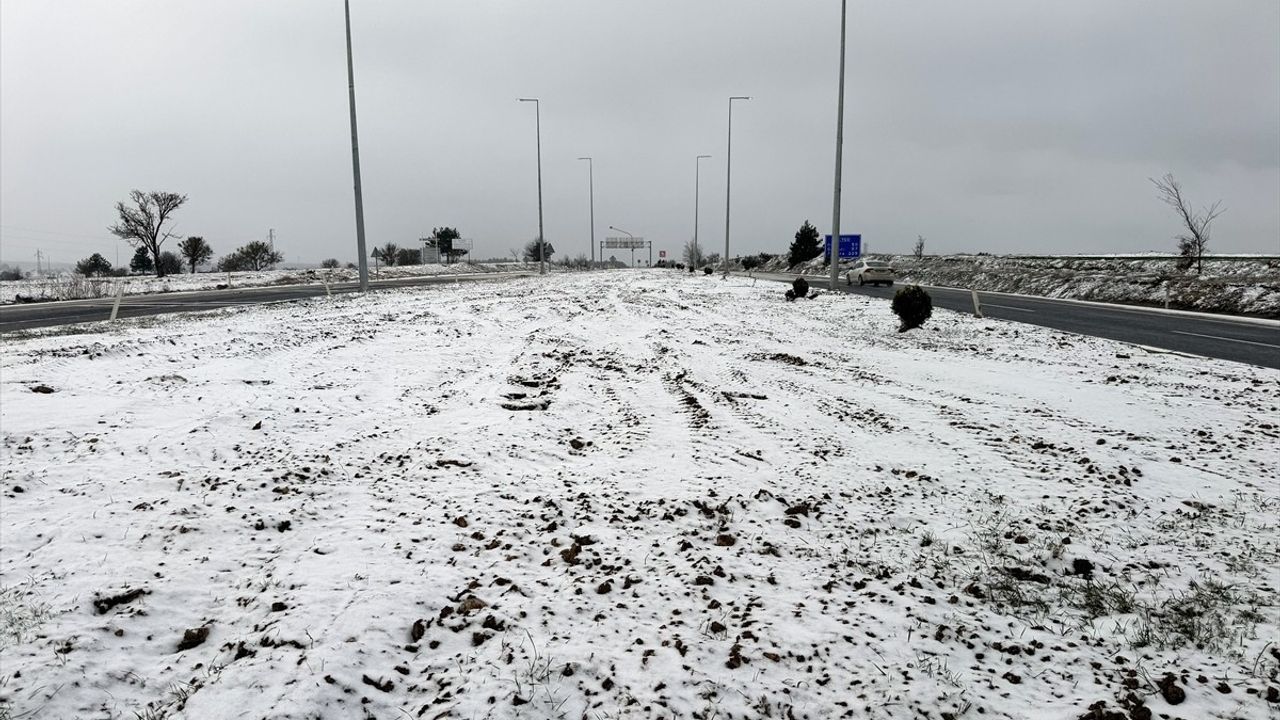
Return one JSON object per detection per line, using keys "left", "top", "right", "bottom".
{"left": 730, "top": 96, "right": 751, "bottom": 101}
{"left": 577, "top": 157, "right": 591, "bottom": 161}
{"left": 697, "top": 154, "right": 712, "bottom": 159}
{"left": 518, "top": 98, "right": 538, "bottom": 103}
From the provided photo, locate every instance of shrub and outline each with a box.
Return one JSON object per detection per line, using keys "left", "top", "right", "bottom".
{"left": 219, "top": 241, "right": 283, "bottom": 272}
{"left": 741, "top": 256, "right": 760, "bottom": 271}
{"left": 785, "top": 277, "right": 810, "bottom": 302}
{"left": 892, "top": 285, "right": 933, "bottom": 332}
{"left": 703, "top": 267, "right": 713, "bottom": 275}
{"left": 156, "top": 251, "right": 183, "bottom": 277}
{"left": 216, "top": 253, "right": 244, "bottom": 272}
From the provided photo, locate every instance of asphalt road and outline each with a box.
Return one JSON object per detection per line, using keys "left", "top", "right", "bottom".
{"left": 0, "top": 272, "right": 530, "bottom": 333}
{"left": 752, "top": 272, "right": 1280, "bottom": 370}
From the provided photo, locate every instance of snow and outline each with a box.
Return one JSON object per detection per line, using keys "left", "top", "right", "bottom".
{"left": 2, "top": 271, "right": 1277, "bottom": 719}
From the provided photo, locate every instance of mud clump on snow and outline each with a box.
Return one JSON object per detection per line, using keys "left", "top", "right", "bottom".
{"left": 92, "top": 587, "right": 148, "bottom": 615}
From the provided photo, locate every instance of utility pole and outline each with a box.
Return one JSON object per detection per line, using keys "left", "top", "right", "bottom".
{"left": 35, "top": 250, "right": 43, "bottom": 275}
{"left": 268, "top": 228, "right": 275, "bottom": 251}
{"left": 344, "top": 0, "right": 370, "bottom": 291}
{"left": 828, "top": 0, "right": 849, "bottom": 291}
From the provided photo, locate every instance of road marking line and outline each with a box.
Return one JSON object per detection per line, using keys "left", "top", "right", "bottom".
{"left": 983, "top": 303, "right": 1035, "bottom": 313}
{"left": 1171, "top": 330, "right": 1280, "bottom": 349}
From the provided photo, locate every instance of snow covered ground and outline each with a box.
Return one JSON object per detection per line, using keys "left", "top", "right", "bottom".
{"left": 0, "top": 261, "right": 546, "bottom": 304}
{"left": 2, "top": 272, "right": 1277, "bottom": 720}
{"left": 767, "top": 255, "right": 1280, "bottom": 318}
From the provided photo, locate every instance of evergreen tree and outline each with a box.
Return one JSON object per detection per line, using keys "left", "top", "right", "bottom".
{"left": 129, "top": 246, "right": 154, "bottom": 274}
{"left": 788, "top": 221, "right": 822, "bottom": 268}
{"left": 76, "top": 253, "right": 113, "bottom": 277}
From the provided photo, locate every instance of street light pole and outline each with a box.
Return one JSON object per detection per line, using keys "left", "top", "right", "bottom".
{"left": 828, "top": 0, "right": 848, "bottom": 291}
{"left": 344, "top": 0, "right": 370, "bottom": 291}
{"left": 578, "top": 157, "right": 594, "bottom": 266}
{"left": 695, "top": 154, "right": 711, "bottom": 267}
{"left": 519, "top": 98, "right": 545, "bottom": 276}
{"left": 724, "top": 96, "right": 751, "bottom": 278}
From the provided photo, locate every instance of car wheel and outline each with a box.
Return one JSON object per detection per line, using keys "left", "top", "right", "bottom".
{"left": 858, "top": 276, "right": 865, "bottom": 286}
{"left": 887, "top": 281, "right": 894, "bottom": 287}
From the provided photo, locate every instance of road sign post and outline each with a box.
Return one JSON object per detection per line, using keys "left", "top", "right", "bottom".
{"left": 602, "top": 237, "right": 650, "bottom": 268}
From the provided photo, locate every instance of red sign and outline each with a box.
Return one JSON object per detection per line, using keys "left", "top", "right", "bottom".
{"left": 659, "top": 250, "right": 667, "bottom": 258}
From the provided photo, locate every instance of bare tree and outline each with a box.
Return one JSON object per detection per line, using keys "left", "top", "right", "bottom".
{"left": 1151, "top": 174, "right": 1224, "bottom": 275}
{"left": 913, "top": 235, "right": 925, "bottom": 258}
{"left": 682, "top": 239, "right": 705, "bottom": 268}
{"left": 109, "top": 190, "right": 188, "bottom": 277}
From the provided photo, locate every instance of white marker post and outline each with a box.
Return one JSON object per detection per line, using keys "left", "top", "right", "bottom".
{"left": 109, "top": 284, "right": 124, "bottom": 321}
{"left": 971, "top": 289, "right": 984, "bottom": 318}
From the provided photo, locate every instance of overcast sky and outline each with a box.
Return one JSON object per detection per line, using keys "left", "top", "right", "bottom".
{"left": 2, "top": 1, "right": 1278, "bottom": 268}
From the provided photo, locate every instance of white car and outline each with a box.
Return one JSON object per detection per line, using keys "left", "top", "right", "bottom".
{"left": 846, "top": 260, "right": 896, "bottom": 287}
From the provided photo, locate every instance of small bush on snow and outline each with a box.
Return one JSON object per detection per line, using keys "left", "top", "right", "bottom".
{"left": 786, "top": 276, "right": 810, "bottom": 302}
{"left": 892, "top": 285, "right": 933, "bottom": 332}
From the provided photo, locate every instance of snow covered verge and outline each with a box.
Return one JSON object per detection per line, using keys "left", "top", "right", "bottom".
{"left": 0, "top": 261, "right": 549, "bottom": 304}
{"left": 765, "top": 255, "right": 1280, "bottom": 318}
{"left": 1, "top": 272, "right": 1277, "bottom": 720}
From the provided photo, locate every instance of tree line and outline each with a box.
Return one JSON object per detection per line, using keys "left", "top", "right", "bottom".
{"left": 75, "top": 190, "right": 284, "bottom": 278}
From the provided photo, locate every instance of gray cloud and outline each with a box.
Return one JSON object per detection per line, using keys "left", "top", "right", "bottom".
{"left": 2, "top": 0, "right": 1277, "bottom": 269}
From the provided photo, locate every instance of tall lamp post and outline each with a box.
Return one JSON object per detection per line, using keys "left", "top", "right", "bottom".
{"left": 519, "top": 98, "right": 546, "bottom": 275}
{"left": 724, "top": 96, "right": 751, "bottom": 278}
{"left": 609, "top": 225, "right": 635, "bottom": 267}
{"left": 577, "top": 157, "right": 595, "bottom": 266}
{"left": 694, "top": 154, "right": 711, "bottom": 267}
{"left": 828, "top": 0, "right": 849, "bottom": 290}
{"left": 344, "top": 0, "right": 370, "bottom": 291}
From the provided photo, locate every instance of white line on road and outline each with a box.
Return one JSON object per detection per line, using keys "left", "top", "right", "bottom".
{"left": 982, "top": 303, "right": 1035, "bottom": 313}
{"left": 1171, "top": 330, "right": 1280, "bottom": 349}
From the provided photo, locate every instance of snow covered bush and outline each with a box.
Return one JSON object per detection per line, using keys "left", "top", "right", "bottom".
{"left": 892, "top": 285, "right": 932, "bottom": 332}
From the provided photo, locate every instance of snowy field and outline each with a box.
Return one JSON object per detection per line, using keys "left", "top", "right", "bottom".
{"left": 1, "top": 272, "right": 1277, "bottom": 720}
{"left": 0, "top": 261, "right": 545, "bottom": 304}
